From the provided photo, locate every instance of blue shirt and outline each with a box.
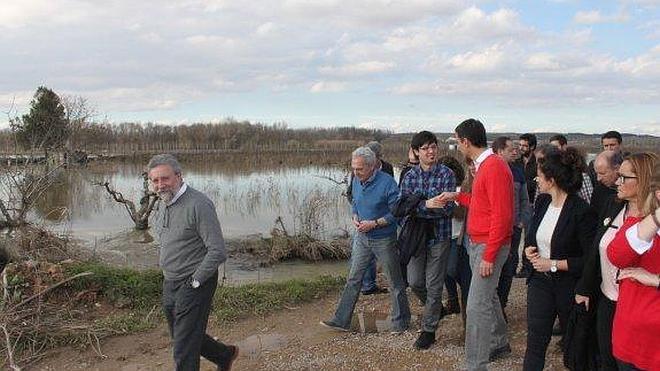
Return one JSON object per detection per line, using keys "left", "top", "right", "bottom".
{"left": 400, "top": 162, "right": 456, "bottom": 243}
{"left": 351, "top": 170, "right": 399, "bottom": 239}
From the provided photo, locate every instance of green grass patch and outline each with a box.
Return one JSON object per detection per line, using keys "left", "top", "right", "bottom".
{"left": 64, "top": 262, "right": 163, "bottom": 309}
{"left": 213, "top": 275, "right": 345, "bottom": 323}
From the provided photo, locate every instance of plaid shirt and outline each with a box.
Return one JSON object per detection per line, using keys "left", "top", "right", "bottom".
{"left": 577, "top": 172, "right": 593, "bottom": 204}
{"left": 400, "top": 162, "right": 456, "bottom": 243}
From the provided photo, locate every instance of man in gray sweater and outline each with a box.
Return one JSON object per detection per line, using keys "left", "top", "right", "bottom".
{"left": 149, "top": 154, "right": 238, "bottom": 371}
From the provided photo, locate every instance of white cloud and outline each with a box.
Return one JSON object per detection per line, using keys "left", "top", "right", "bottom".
{"left": 573, "top": 9, "right": 629, "bottom": 24}
{"left": 447, "top": 44, "right": 506, "bottom": 72}
{"left": 309, "top": 81, "right": 347, "bottom": 93}
{"left": 255, "top": 22, "right": 276, "bottom": 37}
{"left": 526, "top": 53, "right": 562, "bottom": 70}
{"left": 319, "top": 61, "right": 396, "bottom": 76}
{"left": 0, "top": 0, "right": 95, "bottom": 29}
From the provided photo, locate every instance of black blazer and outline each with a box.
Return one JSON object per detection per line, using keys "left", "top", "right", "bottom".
{"left": 525, "top": 193, "right": 597, "bottom": 278}
{"left": 575, "top": 195, "right": 626, "bottom": 298}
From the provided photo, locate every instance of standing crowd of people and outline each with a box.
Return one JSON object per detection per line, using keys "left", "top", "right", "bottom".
{"left": 131, "top": 119, "right": 656, "bottom": 371}
{"left": 318, "top": 121, "right": 659, "bottom": 371}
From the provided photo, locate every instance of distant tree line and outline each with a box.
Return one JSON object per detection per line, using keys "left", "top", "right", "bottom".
{"left": 1, "top": 87, "right": 391, "bottom": 155}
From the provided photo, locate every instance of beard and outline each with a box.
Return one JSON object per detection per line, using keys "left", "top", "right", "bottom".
{"left": 158, "top": 190, "right": 175, "bottom": 203}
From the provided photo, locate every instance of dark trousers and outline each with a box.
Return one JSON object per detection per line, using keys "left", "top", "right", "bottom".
{"left": 597, "top": 295, "right": 618, "bottom": 371}
{"left": 523, "top": 272, "right": 576, "bottom": 371}
{"left": 445, "top": 237, "right": 472, "bottom": 312}
{"left": 497, "top": 226, "right": 522, "bottom": 308}
{"left": 162, "top": 273, "right": 231, "bottom": 371}
{"left": 617, "top": 360, "right": 642, "bottom": 371}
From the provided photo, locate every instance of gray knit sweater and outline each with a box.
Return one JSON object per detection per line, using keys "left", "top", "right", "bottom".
{"left": 153, "top": 186, "right": 227, "bottom": 283}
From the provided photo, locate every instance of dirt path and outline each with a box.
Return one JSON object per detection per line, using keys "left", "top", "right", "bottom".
{"left": 33, "top": 279, "right": 565, "bottom": 370}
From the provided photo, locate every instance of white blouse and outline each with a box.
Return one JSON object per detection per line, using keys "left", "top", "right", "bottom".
{"left": 536, "top": 204, "right": 563, "bottom": 259}
{"left": 599, "top": 208, "right": 625, "bottom": 301}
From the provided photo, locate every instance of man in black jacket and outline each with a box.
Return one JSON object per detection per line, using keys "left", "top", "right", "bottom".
{"left": 590, "top": 150, "right": 623, "bottom": 216}
{"left": 515, "top": 133, "right": 537, "bottom": 278}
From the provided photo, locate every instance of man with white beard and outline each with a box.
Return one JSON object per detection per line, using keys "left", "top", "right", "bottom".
{"left": 148, "top": 154, "right": 239, "bottom": 371}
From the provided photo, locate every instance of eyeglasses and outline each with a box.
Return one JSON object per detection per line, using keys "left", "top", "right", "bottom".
{"left": 419, "top": 144, "right": 438, "bottom": 152}
{"left": 617, "top": 174, "right": 637, "bottom": 183}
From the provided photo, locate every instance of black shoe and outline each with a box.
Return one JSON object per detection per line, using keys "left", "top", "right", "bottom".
{"left": 414, "top": 331, "right": 436, "bottom": 350}
{"left": 552, "top": 323, "right": 563, "bottom": 336}
{"left": 218, "top": 345, "right": 239, "bottom": 371}
{"left": 440, "top": 305, "right": 448, "bottom": 319}
{"left": 446, "top": 297, "right": 461, "bottom": 315}
{"left": 489, "top": 344, "right": 512, "bottom": 362}
{"left": 319, "top": 320, "right": 350, "bottom": 332}
{"left": 361, "top": 286, "right": 388, "bottom": 295}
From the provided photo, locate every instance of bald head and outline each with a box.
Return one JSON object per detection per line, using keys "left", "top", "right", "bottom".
{"left": 594, "top": 150, "right": 623, "bottom": 187}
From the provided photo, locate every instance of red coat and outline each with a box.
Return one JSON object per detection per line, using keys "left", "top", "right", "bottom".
{"left": 607, "top": 216, "right": 660, "bottom": 371}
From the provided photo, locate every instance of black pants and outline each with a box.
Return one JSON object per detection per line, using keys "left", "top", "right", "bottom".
{"left": 617, "top": 360, "right": 642, "bottom": 371}
{"left": 497, "top": 226, "right": 522, "bottom": 308}
{"left": 162, "top": 273, "right": 231, "bottom": 371}
{"left": 523, "top": 272, "right": 576, "bottom": 371}
{"left": 597, "top": 295, "right": 618, "bottom": 371}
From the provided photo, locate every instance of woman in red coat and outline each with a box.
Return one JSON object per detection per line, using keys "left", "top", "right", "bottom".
{"left": 606, "top": 153, "right": 659, "bottom": 371}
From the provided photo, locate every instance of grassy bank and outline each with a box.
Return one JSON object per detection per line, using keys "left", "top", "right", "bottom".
{"left": 2, "top": 261, "right": 345, "bottom": 368}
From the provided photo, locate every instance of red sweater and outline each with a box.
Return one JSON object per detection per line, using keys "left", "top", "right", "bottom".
{"left": 457, "top": 154, "right": 513, "bottom": 263}
{"left": 607, "top": 217, "right": 660, "bottom": 371}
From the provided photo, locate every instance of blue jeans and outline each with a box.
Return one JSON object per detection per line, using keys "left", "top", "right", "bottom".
{"left": 331, "top": 233, "right": 410, "bottom": 331}
{"left": 348, "top": 235, "right": 377, "bottom": 292}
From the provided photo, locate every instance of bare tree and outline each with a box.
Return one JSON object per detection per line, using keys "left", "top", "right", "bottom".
{"left": 94, "top": 172, "right": 158, "bottom": 230}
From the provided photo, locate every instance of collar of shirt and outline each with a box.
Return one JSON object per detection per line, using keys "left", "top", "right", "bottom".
{"left": 168, "top": 183, "right": 187, "bottom": 206}
{"left": 361, "top": 169, "right": 379, "bottom": 186}
{"left": 415, "top": 161, "right": 439, "bottom": 175}
{"left": 474, "top": 148, "right": 494, "bottom": 173}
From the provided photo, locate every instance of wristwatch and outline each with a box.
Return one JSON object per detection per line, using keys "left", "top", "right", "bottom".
{"left": 550, "top": 260, "right": 558, "bottom": 273}
{"left": 191, "top": 279, "right": 200, "bottom": 288}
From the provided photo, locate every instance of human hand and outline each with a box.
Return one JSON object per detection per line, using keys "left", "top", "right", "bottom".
{"left": 531, "top": 257, "right": 552, "bottom": 272}
{"left": 575, "top": 294, "right": 590, "bottom": 311}
{"left": 425, "top": 195, "right": 447, "bottom": 209}
{"left": 524, "top": 246, "right": 538, "bottom": 260}
{"left": 352, "top": 216, "right": 360, "bottom": 229}
{"left": 479, "top": 259, "right": 493, "bottom": 277}
{"left": 438, "top": 192, "right": 458, "bottom": 203}
{"left": 356, "top": 220, "right": 378, "bottom": 233}
{"left": 618, "top": 267, "right": 660, "bottom": 288}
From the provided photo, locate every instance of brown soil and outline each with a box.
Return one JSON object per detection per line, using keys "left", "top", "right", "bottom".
{"left": 31, "top": 279, "right": 565, "bottom": 371}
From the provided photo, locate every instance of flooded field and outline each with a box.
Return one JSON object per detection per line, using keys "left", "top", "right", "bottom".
{"left": 15, "top": 152, "right": 382, "bottom": 284}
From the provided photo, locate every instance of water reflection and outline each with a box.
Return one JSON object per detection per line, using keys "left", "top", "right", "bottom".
{"left": 32, "top": 155, "right": 353, "bottom": 243}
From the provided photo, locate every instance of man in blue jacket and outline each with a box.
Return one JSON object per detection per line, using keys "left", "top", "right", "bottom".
{"left": 321, "top": 146, "right": 410, "bottom": 333}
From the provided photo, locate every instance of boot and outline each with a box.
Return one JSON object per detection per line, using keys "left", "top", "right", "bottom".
{"left": 446, "top": 296, "right": 460, "bottom": 315}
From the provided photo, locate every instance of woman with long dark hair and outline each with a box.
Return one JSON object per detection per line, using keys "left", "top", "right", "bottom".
{"left": 522, "top": 148, "right": 597, "bottom": 370}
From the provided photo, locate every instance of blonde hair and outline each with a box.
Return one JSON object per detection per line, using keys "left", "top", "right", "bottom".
{"left": 642, "top": 157, "right": 660, "bottom": 216}
{"left": 625, "top": 152, "right": 658, "bottom": 215}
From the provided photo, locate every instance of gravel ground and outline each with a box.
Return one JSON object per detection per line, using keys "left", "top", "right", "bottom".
{"left": 33, "top": 276, "right": 567, "bottom": 371}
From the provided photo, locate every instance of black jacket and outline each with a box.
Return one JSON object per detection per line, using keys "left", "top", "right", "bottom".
{"left": 517, "top": 154, "right": 537, "bottom": 202}
{"left": 525, "top": 193, "right": 597, "bottom": 278}
{"left": 590, "top": 182, "right": 617, "bottom": 219}
{"left": 392, "top": 193, "right": 436, "bottom": 277}
{"left": 575, "top": 195, "right": 625, "bottom": 298}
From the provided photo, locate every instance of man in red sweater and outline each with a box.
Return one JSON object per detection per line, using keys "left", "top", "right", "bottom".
{"left": 436, "top": 119, "right": 514, "bottom": 371}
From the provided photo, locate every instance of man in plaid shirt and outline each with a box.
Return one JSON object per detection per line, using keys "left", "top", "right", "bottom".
{"left": 400, "top": 130, "right": 456, "bottom": 350}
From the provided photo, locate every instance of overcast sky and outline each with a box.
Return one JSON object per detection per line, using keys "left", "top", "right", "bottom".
{"left": 1, "top": 0, "right": 659, "bottom": 135}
